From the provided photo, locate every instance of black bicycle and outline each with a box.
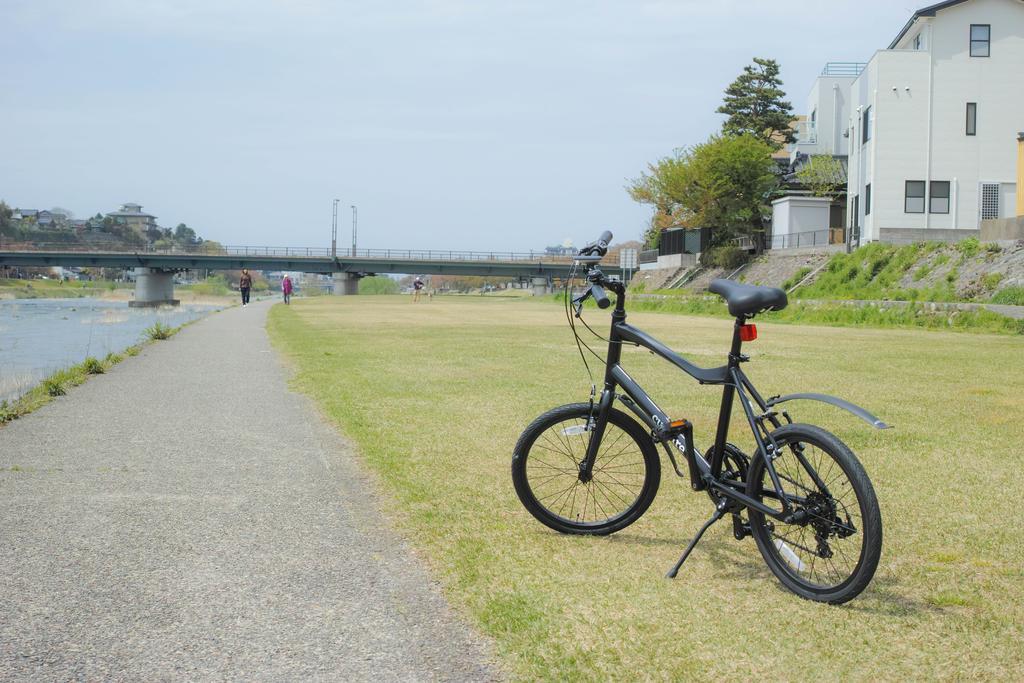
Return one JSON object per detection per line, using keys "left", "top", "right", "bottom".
{"left": 512, "top": 231, "right": 886, "bottom": 604}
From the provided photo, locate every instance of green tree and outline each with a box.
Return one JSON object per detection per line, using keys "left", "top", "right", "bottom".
{"left": 795, "top": 155, "right": 845, "bottom": 198}
{"left": 358, "top": 275, "right": 399, "bottom": 294}
{"left": 628, "top": 134, "right": 779, "bottom": 248}
{"left": 198, "top": 240, "right": 225, "bottom": 254}
{"left": 717, "top": 57, "right": 795, "bottom": 149}
{"left": 174, "top": 223, "right": 197, "bottom": 245}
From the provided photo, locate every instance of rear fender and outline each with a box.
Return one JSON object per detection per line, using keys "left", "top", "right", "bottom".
{"left": 765, "top": 393, "right": 890, "bottom": 430}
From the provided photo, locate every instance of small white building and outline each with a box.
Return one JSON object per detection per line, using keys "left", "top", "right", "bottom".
{"left": 770, "top": 196, "right": 834, "bottom": 249}
{"left": 846, "top": 0, "right": 1024, "bottom": 244}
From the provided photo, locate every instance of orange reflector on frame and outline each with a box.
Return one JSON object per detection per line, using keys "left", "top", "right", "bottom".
{"left": 739, "top": 324, "right": 757, "bottom": 342}
{"left": 669, "top": 419, "right": 689, "bottom": 429}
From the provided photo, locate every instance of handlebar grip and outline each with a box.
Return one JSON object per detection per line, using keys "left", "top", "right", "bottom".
{"left": 577, "top": 231, "right": 614, "bottom": 258}
{"left": 591, "top": 284, "right": 611, "bottom": 309}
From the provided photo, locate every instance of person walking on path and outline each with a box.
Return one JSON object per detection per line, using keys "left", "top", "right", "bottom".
{"left": 239, "top": 269, "right": 252, "bottom": 306}
{"left": 412, "top": 276, "right": 424, "bottom": 302}
{"left": 281, "top": 274, "right": 293, "bottom": 305}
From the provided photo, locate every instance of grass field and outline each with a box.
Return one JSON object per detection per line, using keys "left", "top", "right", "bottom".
{"left": 268, "top": 296, "right": 1023, "bottom": 680}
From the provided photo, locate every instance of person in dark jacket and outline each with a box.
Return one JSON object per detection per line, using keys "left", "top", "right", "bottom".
{"left": 239, "top": 269, "right": 252, "bottom": 306}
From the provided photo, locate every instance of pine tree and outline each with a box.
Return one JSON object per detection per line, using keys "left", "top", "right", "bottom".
{"left": 717, "top": 58, "right": 795, "bottom": 149}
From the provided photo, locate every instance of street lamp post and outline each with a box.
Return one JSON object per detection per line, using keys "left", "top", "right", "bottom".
{"left": 351, "top": 205, "right": 358, "bottom": 257}
{"left": 331, "top": 199, "right": 340, "bottom": 258}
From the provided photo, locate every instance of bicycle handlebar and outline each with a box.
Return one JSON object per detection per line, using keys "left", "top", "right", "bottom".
{"left": 590, "top": 283, "right": 611, "bottom": 309}
{"left": 578, "top": 230, "right": 614, "bottom": 257}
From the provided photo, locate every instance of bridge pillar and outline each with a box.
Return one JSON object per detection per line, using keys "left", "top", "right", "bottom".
{"left": 332, "top": 272, "right": 360, "bottom": 295}
{"left": 129, "top": 267, "right": 179, "bottom": 307}
{"left": 531, "top": 276, "right": 550, "bottom": 296}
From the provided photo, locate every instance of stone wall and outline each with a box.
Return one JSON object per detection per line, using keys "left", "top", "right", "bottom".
{"left": 878, "top": 227, "right": 979, "bottom": 244}
{"left": 980, "top": 217, "right": 1024, "bottom": 241}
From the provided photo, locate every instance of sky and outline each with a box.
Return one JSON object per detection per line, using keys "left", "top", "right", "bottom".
{"left": 1, "top": 0, "right": 918, "bottom": 252}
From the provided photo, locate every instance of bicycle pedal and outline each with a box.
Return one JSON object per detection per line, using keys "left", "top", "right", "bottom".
{"left": 732, "top": 514, "right": 751, "bottom": 540}
{"left": 662, "top": 418, "right": 690, "bottom": 438}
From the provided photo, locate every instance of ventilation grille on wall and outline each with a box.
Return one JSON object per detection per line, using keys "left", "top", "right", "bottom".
{"left": 980, "top": 183, "right": 1000, "bottom": 220}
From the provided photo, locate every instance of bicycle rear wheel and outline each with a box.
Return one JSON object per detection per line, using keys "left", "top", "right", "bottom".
{"left": 746, "top": 424, "right": 882, "bottom": 604}
{"left": 512, "top": 403, "right": 660, "bottom": 535}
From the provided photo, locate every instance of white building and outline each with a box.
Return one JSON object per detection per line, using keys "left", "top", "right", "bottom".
{"left": 846, "top": 0, "right": 1024, "bottom": 244}
{"left": 790, "top": 63, "right": 864, "bottom": 161}
{"left": 773, "top": 62, "right": 865, "bottom": 248}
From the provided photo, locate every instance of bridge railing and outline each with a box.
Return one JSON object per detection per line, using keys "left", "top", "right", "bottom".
{"left": 0, "top": 241, "right": 579, "bottom": 263}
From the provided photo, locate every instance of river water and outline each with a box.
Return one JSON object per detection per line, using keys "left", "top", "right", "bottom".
{"left": 0, "top": 298, "right": 221, "bottom": 404}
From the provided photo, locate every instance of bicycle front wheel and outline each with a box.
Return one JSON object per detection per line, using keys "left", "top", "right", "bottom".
{"left": 512, "top": 403, "right": 660, "bottom": 535}
{"left": 746, "top": 424, "right": 882, "bottom": 604}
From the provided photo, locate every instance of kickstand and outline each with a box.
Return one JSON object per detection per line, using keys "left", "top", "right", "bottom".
{"left": 666, "top": 499, "right": 728, "bottom": 579}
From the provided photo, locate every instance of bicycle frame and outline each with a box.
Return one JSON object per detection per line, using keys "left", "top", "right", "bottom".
{"left": 579, "top": 286, "right": 822, "bottom": 524}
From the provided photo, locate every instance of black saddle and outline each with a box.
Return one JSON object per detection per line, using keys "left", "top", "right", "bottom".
{"left": 708, "top": 279, "right": 788, "bottom": 318}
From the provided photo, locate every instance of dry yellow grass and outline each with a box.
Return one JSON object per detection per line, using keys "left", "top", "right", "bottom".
{"left": 268, "top": 295, "right": 1024, "bottom": 680}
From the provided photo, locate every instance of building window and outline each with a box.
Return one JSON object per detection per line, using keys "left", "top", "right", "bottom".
{"left": 970, "top": 24, "right": 990, "bottom": 57}
{"left": 966, "top": 102, "right": 977, "bottom": 135}
{"left": 862, "top": 106, "right": 871, "bottom": 144}
{"left": 865, "top": 184, "right": 872, "bottom": 215}
{"left": 905, "top": 181, "right": 926, "bottom": 213}
{"left": 930, "top": 181, "right": 950, "bottom": 214}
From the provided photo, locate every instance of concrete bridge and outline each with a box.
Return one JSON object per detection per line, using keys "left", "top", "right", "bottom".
{"left": 0, "top": 245, "right": 623, "bottom": 305}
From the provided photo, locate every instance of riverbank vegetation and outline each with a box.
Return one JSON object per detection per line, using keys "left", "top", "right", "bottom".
{"left": 180, "top": 275, "right": 234, "bottom": 297}
{"left": 0, "top": 350, "right": 135, "bottom": 424}
{"left": 0, "top": 277, "right": 131, "bottom": 299}
{"left": 144, "top": 322, "right": 175, "bottom": 340}
{"left": 267, "top": 296, "right": 1023, "bottom": 680}
{"left": 0, "top": 322, "right": 182, "bottom": 426}
{"left": 1, "top": 276, "right": 239, "bottom": 304}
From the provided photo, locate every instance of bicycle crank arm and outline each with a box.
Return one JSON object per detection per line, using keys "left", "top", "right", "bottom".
{"left": 765, "top": 393, "right": 890, "bottom": 430}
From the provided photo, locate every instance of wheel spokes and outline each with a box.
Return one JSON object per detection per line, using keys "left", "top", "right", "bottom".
{"left": 527, "top": 418, "right": 646, "bottom": 526}
{"left": 762, "top": 441, "right": 863, "bottom": 589}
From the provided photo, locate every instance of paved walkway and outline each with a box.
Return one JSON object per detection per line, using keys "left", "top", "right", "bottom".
{"left": 0, "top": 301, "right": 498, "bottom": 681}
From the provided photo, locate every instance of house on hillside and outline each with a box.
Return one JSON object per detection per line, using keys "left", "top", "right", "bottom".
{"left": 12, "top": 208, "right": 38, "bottom": 221}
{"left": 779, "top": 0, "right": 1024, "bottom": 248}
{"left": 773, "top": 62, "right": 865, "bottom": 249}
{"left": 105, "top": 203, "right": 158, "bottom": 231}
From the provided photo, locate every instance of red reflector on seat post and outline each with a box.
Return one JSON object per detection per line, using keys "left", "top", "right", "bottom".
{"left": 739, "top": 324, "right": 757, "bottom": 342}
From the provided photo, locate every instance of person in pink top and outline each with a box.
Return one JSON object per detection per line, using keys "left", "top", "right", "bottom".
{"left": 281, "top": 274, "right": 293, "bottom": 304}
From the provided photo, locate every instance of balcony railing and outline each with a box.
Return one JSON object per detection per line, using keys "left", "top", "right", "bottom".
{"left": 820, "top": 62, "right": 867, "bottom": 77}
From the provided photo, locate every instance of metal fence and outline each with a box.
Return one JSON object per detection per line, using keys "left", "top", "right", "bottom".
{"left": 639, "top": 249, "right": 659, "bottom": 264}
{"left": 769, "top": 228, "right": 845, "bottom": 250}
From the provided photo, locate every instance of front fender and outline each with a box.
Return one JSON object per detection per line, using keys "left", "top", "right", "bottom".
{"left": 765, "top": 393, "right": 890, "bottom": 430}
